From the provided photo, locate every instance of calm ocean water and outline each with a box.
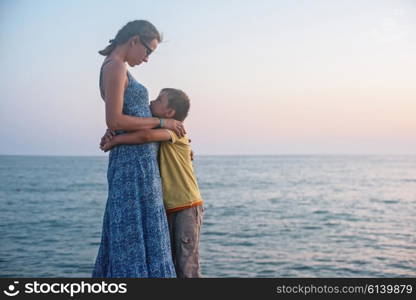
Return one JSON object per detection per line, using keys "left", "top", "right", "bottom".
{"left": 0, "top": 155, "right": 415, "bottom": 277}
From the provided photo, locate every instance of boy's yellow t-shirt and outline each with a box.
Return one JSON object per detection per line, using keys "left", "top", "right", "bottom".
{"left": 159, "top": 130, "right": 203, "bottom": 213}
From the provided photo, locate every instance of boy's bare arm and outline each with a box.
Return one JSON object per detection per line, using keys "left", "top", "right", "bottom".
{"left": 122, "top": 129, "right": 171, "bottom": 144}
{"left": 101, "top": 129, "right": 172, "bottom": 151}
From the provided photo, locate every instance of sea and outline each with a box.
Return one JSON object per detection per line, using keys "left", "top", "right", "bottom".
{"left": 0, "top": 155, "right": 415, "bottom": 277}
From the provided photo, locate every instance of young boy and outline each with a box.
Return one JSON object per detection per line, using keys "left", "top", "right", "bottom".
{"left": 101, "top": 88, "right": 204, "bottom": 278}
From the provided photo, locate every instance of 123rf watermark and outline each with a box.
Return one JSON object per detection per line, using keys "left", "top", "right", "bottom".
{"left": 3, "top": 280, "right": 127, "bottom": 297}
{"left": 276, "top": 284, "right": 413, "bottom": 296}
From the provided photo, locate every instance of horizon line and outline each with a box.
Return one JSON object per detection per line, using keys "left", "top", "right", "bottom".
{"left": 1, "top": 153, "right": 415, "bottom": 157}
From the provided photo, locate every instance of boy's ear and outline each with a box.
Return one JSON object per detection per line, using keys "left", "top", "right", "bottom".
{"left": 165, "top": 108, "right": 176, "bottom": 119}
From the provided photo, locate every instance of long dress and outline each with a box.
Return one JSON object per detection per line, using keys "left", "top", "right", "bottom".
{"left": 92, "top": 67, "right": 176, "bottom": 278}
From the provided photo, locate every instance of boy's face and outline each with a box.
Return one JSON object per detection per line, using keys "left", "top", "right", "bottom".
{"left": 150, "top": 92, "right": 175, "bottom": 118}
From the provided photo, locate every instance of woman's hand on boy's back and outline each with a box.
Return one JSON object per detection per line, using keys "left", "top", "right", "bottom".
{"left": 163, "top": 119, "right": 186, "bottom": 138}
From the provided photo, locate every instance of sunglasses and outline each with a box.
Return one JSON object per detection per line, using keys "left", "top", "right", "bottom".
{"left": 139, "top": 37, "right": 153, "bottom": 57}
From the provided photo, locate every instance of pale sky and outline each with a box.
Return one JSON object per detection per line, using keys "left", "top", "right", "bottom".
{"left": 1, "top": 0, "right": 415, "bottom": 155}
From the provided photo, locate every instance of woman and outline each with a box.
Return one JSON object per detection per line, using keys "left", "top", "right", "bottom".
{"left": 92, "top": 20, "right": 183, "bottom": 278}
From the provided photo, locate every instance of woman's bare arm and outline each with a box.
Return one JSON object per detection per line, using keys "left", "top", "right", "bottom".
{"left": 103, "top": 61, "right": 159, "bottom": 131}
{"left": 102, "top": 61, "right": 185, "bottom": 136}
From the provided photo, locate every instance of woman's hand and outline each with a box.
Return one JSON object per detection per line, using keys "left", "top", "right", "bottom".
{"left": 189, "top": 139, "right": 194, "bottom": 161}
{"left": 163, "top": 119, "right": 186, "bottom": 138}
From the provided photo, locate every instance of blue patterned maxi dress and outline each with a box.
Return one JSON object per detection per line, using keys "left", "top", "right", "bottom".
{"left": 92, "top": 69, "right": 176, "bottom": 278}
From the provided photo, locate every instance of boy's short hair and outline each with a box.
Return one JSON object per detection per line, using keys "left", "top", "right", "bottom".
{"left": 162, "top": 88, "right": 190, "bottom": 121}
